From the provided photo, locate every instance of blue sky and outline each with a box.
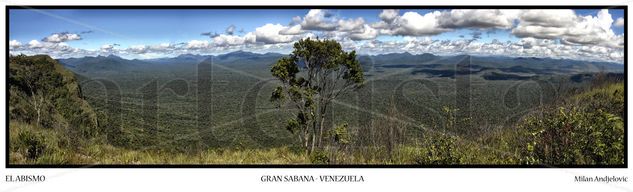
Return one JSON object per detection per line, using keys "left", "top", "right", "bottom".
{"left": 8, "top": 8, "right": 626, "bottom": 63}
{"left": 10, "top": 9, "right": 308, "bottom": 49}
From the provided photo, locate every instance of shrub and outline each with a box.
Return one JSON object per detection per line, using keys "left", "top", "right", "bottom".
{"left": 520, "top": 107, "right": 624, "bottom": 165}
{"left": 332, "top": 123, "right": 351, "bottom": 145}
{"left": 415, "top": 133, "right": 461, "bottom": 165}
{"left": 310, "top": 150, "right": 330, "bottom": 164}
{"left": 574, "top": 83, "right": 624, "bottom": 118}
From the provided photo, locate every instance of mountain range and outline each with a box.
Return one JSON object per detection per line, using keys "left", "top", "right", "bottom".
{"left": 56, "top": 51, "right": 624, "bottom": 77}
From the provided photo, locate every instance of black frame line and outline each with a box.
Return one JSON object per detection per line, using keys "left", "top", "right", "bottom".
{"left": 4, "top": 5, "right": 628, "bottom": 168}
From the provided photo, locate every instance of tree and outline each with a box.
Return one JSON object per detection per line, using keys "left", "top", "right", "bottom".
{"left": 270, "top": 38, "right": 364, "bottom": 154}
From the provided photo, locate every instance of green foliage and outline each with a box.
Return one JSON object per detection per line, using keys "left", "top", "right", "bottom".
{"left": 332, "top": 123, "right": 351, "bottom": 145}
{"left": 520, "top": 107, "right": 624, "bottom": 165}
{"left": 574, "top": 83, "right": 624, "bottom": 118}
{"left": 437, "top": 105, "right": 474, "bottom": 135}
{"left": 519, "top": 83, "right": 625, "bottom": 165}
{"left": 441, "top": 106, "right": 457, "bottom": 130}
{"left": 9, "top": 55, "right": 98, "bottom": 139}
{"left": 415, "top": 133, "right": 461, "bottom": 165}
{"left": 9, "top": 55, "right": 62, "bottom": 127}
{"left": 98, "top": 111, "right": 128, "bottom": 147}
{"left": 310, "top": 150, "right": 330, "bottom": 164}
{"left": 285, "top": 119, "right": 300, "bottom": 134}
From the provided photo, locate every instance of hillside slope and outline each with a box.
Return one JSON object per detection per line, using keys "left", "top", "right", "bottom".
{"left": 9, "top": 55, "right": 100, "bottom": 163}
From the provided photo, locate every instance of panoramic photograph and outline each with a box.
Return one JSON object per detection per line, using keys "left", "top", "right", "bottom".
{"left": 7, "top": 8, "right": 625, "bottom": 166}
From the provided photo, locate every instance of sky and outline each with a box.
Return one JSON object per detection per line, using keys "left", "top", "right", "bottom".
{"left": 8, "top": 8, "right": 626, "bottom": 63}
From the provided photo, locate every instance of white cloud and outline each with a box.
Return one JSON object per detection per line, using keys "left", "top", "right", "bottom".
{"left": 390, "top": 11, "right": 449, "bottom": 36}
{"left": 42, "top": 32, "right": 82, "bottom": 43}
{"left": 154, "top": 43, "right": 174, "bottom": 49}
{"left": 351, "top": 36, "right": 623, "bottom": 63}
{"left": 213, "top": 34, "right": 256, "bottom": 46}
{"left": 373, "top": 9, "right": 520, "bottom": 37}
{"left": 186, "top": 40, "right": 210, "bottom": 49}
{"left": 512, "top": 25, "right": 567, "bottom": 39}
{"left": 513, "top": 9, "right": 622, "bottom": 48}
{"left": 299, "top": 9, "right": 338, "bottom": 31}
{"left": 298, "top": 9, "right": 521, "bottom": 39}
{"left": 517, "top": 9, "right": 577, "bottom": 28}
{"left": 101, "top": 44, "right": 115, "bottom": 49}
{"left": 128, "top": 45, "right": 149, "bottom": 54}
{"left": 279, "top": 24, "right": 305, "bottom": 35}
{"left": 370, "top": 21, "right": 390, "bottom": 29}
{"left": 349, "top": 24, "right": 378, "bottom": 40}
{"left": 17, "top": 40, "right": 80, "bottom": 57}
{"left": 9, "top": 40, "right": 21, "bottom": 49}
{"left": 319, "top": 31, "right": 348, "bottom": 41}
{"left": 254, "top": 23, "right": 300, "bottom": 44}
{"left": 379, "top": 9, "right": 399, "bottom": 23}
{"left": 438, "top": 9, "right": 520, "bottom": 29}
{"left": 100, "top": 44, "right": 117, "bottom": 52}
{"left": 291, "top": 16, "right": 302, "bottom": 24}
{"left": 205, "top": 23, "right": 303, "bottom": 46}
{"left": 614, "top": 17, "right": 624, "bottom": 27}
{"left": 28, "top": 40, "right": 44, "bottom": 48}
{"left": 146, "top": 43, "right": 179, "bottom": 53}
{"left": 291, "top": 9, "right": 377, "bottom": 40}
{"left": 338, "top": 18, "right": 365, "bottom": 32}
{"left": 99, "top": 43, "right": 122, "bottom": 53}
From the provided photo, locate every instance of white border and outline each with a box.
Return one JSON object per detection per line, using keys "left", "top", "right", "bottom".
{"left": 1, "top": 0, "right": 632, "bottom": 191}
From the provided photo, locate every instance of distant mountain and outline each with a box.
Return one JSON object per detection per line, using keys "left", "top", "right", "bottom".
{"left": 56, "top": 51, "right": 623, "bottom": 76}
{"left": 58, "top": 55, "right": 152, "bottom": 75}
{"left": 359, "top": 52, "right": 441, "bottom": 67}
{"left": 57, "top": 51, "right": 287, "bottom": 75}
{"left": 363, "top": 52, "right": 622, "bottom": 73}
{"left": 215, "top": 50, "right": 262, "bottom": 61}
{"left": 200, "top": 51, "right": 285, "bottom": 66}
{"left": 145, "top": 54, "right": 210, "bottom": 65}
{"left": 469, "top": 55, "right": 623, "bottom": 73}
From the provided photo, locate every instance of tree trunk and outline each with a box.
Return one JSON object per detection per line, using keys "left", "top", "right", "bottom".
{"left": 36, "top": 106, "right": 41, "bottom": 126}
{"left": 303, "top": 126, "right": 310, "bottom": 154}
{"left": 35, "top": 94, "right": 44, "bottom": 126}
{"left": 310, "top": 131, "right": 317, "bottom": 154}
{"left": 304, "top": 135, "right": 309, "bottom": 155}
{"left": 317, "top": 115, "right": 326, "bottom": 148}
{"left": 316, "top": 101, "right": 328, "bottom": 148}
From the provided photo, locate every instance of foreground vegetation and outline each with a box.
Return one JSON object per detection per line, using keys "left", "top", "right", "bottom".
{"left": 9, "top": 121, "right": 511, "bottom": 164}
{"left": 8, "top": 54, "right": 625, "bottom": 165}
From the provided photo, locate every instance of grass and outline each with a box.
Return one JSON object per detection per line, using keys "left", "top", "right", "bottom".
{"left": 10, "top": 121, "right": 309, "bottom": 164}
{"left": 9, "top": 120, "right": 518, "bottom": 165}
